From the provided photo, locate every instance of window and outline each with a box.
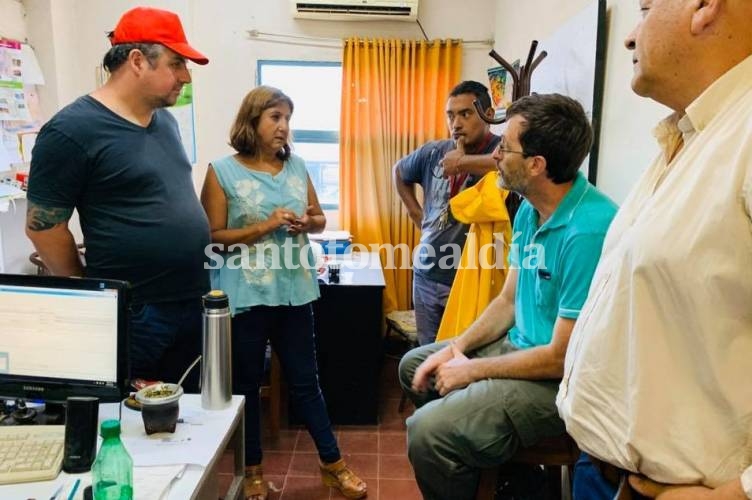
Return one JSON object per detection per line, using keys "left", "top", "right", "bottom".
{"left": 257, "top": 61, "right": 342, "bottom": 211}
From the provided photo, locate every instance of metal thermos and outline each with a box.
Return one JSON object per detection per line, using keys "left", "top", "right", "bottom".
{"left": 201, "top": 290, "right": 232, "bottom": 410}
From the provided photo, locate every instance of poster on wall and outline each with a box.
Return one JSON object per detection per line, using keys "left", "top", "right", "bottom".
{"left": 0, "top": 39, "right": 30, "bottom": 122}
{"left": 0, "top": 39, "right": 42, "bottom": 170}
{"left": 487, "top": 61, "right": 518, "bottom": 121}
{"left": 530, "top": 0, "right": 607, "bottom": 183}
{"left": 167, "top": 82, "right": 197, "bottom": 164}
{"left": 1, "top": 90, "right": 44, "bottom": 169}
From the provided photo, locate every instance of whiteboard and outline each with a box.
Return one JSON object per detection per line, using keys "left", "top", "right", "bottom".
{"left": 531, "top": 0, "right": 606, "bottom": 183}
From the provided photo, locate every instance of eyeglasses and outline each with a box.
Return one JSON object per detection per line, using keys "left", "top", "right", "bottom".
{"left": 494, "top": 142, "right": 527, "bottom": 157}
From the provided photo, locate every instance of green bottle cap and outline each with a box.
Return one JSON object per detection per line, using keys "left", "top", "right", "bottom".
{"left": 100, "top": 419, "right": 121, "bottom": 438}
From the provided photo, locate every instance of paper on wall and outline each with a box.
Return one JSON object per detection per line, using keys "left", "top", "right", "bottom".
{"left": 0, "top": 39, "right": 30, "bottom": 121}
{"left": 19, "top": 43, "right": 44, "bottom": 85}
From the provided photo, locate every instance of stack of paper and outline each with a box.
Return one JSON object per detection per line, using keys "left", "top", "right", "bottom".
{"left": 134, "top": 464, "right": 187, "bottom": 500}
{"left": 309, "top": 230, "right": 352, "bottom": 242}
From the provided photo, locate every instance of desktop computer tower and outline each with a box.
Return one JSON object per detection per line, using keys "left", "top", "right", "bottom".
{"left": 62, "top": 397, "right": 99, "bottom": 473}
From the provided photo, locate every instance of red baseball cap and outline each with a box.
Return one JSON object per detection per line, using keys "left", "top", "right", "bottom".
{"left": 109, "top": 7, "right": 208, "bottom": 65}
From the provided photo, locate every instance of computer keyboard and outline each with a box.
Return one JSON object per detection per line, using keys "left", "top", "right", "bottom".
{"left": 0, "top": 425, "right": 64, "bottom": 484}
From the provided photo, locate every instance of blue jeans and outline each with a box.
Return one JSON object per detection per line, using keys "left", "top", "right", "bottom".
{"left": 573, "top": 453, "right": 618, "bottom": 500}
{"left": 413, "top": 273, "right": 452, "bottom": 345}
{"left": 128, "top": 298, "right": 203, "bottom": 393}
{"left": 233, "top": 304, "right": 340, "bottom": 466}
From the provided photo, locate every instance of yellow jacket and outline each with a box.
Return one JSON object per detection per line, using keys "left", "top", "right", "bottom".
{"left": 435, "top": 171, "right": 512, "bottom": 341}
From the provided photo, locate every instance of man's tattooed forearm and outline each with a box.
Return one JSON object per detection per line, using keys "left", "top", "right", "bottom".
{"left": 26, "top": 201, "right": 73, "bottom": 231}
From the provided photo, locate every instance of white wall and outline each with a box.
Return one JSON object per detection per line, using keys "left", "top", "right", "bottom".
{"left": 0, "top": 0, "right": 35, "bottom": 273}
{"left": 24, "top": 0, "right": 497, "bottom": 191}
{"left": 23, "top": 0, "right": 58, "bottom": 120}
{"left": 0, "top": 0, "right": 25, "bottom": 39}
{"left": 494, "top": 0, "right": 670, "bottom": 203}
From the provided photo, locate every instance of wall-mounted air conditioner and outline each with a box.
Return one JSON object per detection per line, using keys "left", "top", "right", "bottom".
{"left": 291, "top": 0, "right": 419, "bottom": 22}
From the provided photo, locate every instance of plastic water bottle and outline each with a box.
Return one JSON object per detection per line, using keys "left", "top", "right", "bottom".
{"left": 201, "top": 290, "right": 232, "bottom": 410}
{"left": 91, "top": 419, "right": 133, "bottom": 500}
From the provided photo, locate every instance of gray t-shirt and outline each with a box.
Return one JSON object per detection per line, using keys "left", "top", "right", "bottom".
{"left": 398, "top": 135, "right": 500, "bottom": 285}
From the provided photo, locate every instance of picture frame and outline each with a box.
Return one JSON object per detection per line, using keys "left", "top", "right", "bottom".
{"left": 487, "top": 60, "right": 518, "bottom": 121}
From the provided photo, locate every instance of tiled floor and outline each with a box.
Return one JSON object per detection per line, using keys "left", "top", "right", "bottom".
{"left": 219, "top": 356, "right": 422, "bottom": 500}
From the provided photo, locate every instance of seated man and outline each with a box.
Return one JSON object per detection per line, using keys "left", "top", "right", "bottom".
{"left": 629, "top": 468, "right": 752, "bottom": 500}
{"left": 399, "top": 93, "right": 617, "bottom": 500}
{"left": 556, "top": 2, "right": 752, "bottom": 498}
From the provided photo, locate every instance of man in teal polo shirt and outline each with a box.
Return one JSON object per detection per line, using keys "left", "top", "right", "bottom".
{"left": 398, "top": 93, "right": 617, "bottom": 500}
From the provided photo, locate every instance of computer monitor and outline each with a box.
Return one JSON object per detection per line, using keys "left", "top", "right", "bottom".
{"left": 0, "top": 274, "right": 129, "bottom": 404}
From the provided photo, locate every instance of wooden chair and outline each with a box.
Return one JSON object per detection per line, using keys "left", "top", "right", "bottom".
{"left": 29, "top": 243, "right": 86, "bottom": 274}
{"left": 385, "top": 310, "right": 418, "bottom": 412}
{"left": 259, "top": 347, "right": 282, "bottom": 440}
{"left": 475, "top": 434, "right": 580, "bottom": 500}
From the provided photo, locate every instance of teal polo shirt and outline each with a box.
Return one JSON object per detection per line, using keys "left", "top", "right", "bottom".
{"left": 507, "top": 172, "right": 617, "bottom": 349}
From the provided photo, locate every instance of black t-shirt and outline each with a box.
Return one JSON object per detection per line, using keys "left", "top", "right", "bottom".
{"left": 27, "top": 96, "right": 210, "bottom": 304}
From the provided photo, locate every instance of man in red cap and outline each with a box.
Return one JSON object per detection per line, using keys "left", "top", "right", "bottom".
{"left": 26, "top": 7, "right": 211, "bottom": 392}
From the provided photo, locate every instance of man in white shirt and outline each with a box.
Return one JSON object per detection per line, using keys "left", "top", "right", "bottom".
{"left": 555, "top": 0, "right": 752, "bottom": 498}
{"left": 629, "top": 465, "right": 752, "bottom": 499}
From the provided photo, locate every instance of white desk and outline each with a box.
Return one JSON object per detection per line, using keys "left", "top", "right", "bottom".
{"left": 0, "top": 395, "right": 245, "bottom": 500}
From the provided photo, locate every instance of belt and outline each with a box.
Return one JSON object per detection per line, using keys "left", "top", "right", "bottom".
{"left": 588, "top": 455, "right": 649, "bottom": 500}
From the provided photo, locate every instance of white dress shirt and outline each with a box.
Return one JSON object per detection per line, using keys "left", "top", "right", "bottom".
{"left": 557, "top": 54, "right": 752, "bottom": 487}
{"left": 743, "top": 465, "right": 752, "bottom": 499}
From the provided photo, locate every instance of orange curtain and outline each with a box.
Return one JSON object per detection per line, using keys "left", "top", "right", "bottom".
{"left": 340, "top": 38, "right": 463, "bottom": 314}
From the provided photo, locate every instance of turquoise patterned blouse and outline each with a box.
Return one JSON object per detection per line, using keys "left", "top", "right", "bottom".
{"left": 210, "top": 154, "right": 320, "bottom": 315}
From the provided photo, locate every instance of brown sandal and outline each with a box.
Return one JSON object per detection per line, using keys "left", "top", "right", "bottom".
{"left": 244, "top": 465, "right": 269, "bottom": 500}
{"left": 320, "top": 459, "right": 367, "bottom": 499}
